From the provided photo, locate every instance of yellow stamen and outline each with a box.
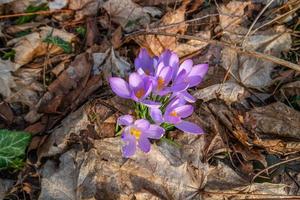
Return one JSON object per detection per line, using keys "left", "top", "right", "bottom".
{"left": 157, "top": 77, "right": 165, "bottom": 90}
{"left": 170, "top": 111, "right": 178, "bottom": 117}
{"left": 135, "top": 89, "right": 145, "bottom": 99}
{"left": 130, "top": 127, "right": 141, "bottom": 139}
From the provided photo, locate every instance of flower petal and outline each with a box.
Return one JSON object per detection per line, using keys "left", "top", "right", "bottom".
{"left": 109, "top": 77, "right": 131, "bottom": 98}
{"left": 172, "top": 82, "right": 189, "bottom": 92}
{"left": 138, "top": 134, "right": 151, "bottom": 153}
{"left": 129, "top": 72, "right": 144, "bottom": 91}
{"left": 189, "top": 64, "right": 208, "bottom": 78}
{"left": 143, "top": 77, "right": 153, "bottom": 99}
{"left": 118, "top": 115, "right": 133, "bottom": 126}
{"left": 122, "top": 133, "right": 136, "bottom": 157}
{"left": 150, "top": 108, "right": 163, "bottom": 124}
{"left": 134, "top": 48, "right": 154, "bottom": 75}
{"left": 159, "top": 66, "right": 173, "bottom": 85}
{"left": 134, "top": 119, "right": 150, "bottom": 130}
{"left": 177, "top": 59, "right": 193, "bottom": 75}
{"left": 178, "top": 90, "right": 196, "bottom": 103}
{"left": 164, "top": 109, "right": 181, "bottom": 124}
{"left": 175, "top": 120, "right": 204, "bottom": 135}
{"left": 146, "top": 125, "right": 165, "bottom": 139}
{"left": 174, "top": 105, "right": 193, "bottom": 118}
{"left": 188, "top": 76, "right": 202, "bottom": 87}
{"left": 142, "top": 100, "right": 161, "bottom": 108}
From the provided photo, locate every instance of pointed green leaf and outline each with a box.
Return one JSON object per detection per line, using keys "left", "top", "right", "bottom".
{"left": 0, "top": 129, "right": 31, "bottom": 170}
{"left": 43, "top": 36, "right": 73, "bottom": 53}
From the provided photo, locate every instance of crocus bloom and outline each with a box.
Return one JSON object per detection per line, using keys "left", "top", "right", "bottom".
{"left": 150, "top": 98, "right": 204, "bottom": 135}
{"left": 152, "top": 62, "right": 173, "bottom": 95}
{"left": 134, "top": 48, "right": 157, "bottom": 76}
{"left": 170, "top": 60, "right": 208, "bottom": 102}
{"left": 118, "top": 115, "right": 165, "bottom": 157}
{"left": 172, "top": 60, "right": 208, "bottom": 91}
{"left": 109, "top": 72, "right": 160, "bottom": 107}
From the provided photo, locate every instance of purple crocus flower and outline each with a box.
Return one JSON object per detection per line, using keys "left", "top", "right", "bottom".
{"left": 171, "top": 60, "right": 208, "bottom": 102}
{"left": 109, "top": 72, "right": 160, "bottom": 107}
{"left": 118, "top": 115, "right": 165, "bottom": 157}
{"left": 172, "top": 60, "right": 208, "bottom": 91}
{"left": 152, "top": 62, "right": 173, "bottom": 95}
{"left": 134, "top": 48, "right": 157, "bottom": 76}
{"left": 150, "top": 98, "right": 204, "bottom": 135}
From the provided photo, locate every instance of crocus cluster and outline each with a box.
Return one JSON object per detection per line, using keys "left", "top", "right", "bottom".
{"left": 109, "top": 49, "right": 208, "bottom": 157}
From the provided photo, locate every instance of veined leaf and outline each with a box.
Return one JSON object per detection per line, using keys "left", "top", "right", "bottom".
{"left": 43, "top": 35, "right": 73, "bottom": 53}
{"left": 16, "top": 4, "right": 48, "bottom": 25}
{"left": 0, "top": 129, "right": 31, "bottom": 170}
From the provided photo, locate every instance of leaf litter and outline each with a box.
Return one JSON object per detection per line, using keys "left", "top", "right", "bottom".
{"left": 0, "top": 0, "right": 300, "bottom": 199}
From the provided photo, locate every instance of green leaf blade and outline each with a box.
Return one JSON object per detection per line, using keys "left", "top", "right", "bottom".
{"left": 0, "top": 130, "right": 31, "bottom": 170}
{"left": 43, "top": 36, "right": 73, "bottom": 53}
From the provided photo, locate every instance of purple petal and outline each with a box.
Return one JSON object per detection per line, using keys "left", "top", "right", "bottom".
{"left": 188, "top": 76, "right": 203, "bottom": 87}
{"left": 177, "top": 59, "right": 193, "bottom": 76}
{"left": 138, "top": 135, "right": 151, "bottom": 153}
{"left": 155, "top": 62, "right": 165, "bottom": 76}
{"left": 169, "top": 52, "right": 179, "bottom": 69}
{"left": 173, "top": 69, "right": 189, "bottom": 91}
{"left": 174, "top": 105, "right": 193, "bottom": 118}
{"left": 175, "top": 120, "right": 204, "bottom": 135}
{"left": 150, "top": 108, "right": 163, "bottom": 124}
{"left": 180, "top": 91, "right": 196, "bottom": 103}
{"left": 134, "top": 119, "right": 150, "bottom": 130}
{"left": 159, "top": 66, "right": 173, "bottom": 85}
{"left": 143, "top": 77, "right": 153, "bottom": 99}
{"left": 118, "top": 115, "right": 133, "bottom": 126}
{"left": 165, "top": 97, "right": 186, "bottom": 111}
{"left": 164, "top": 109, "right": 181, "bottom": 124}
{"left": 109, "top": 77, "right": 131, "bottom": 99}
{"left": 189, "top": 64, "right": 208, "bottom": 78}
{"left": 134, "top": 48, "right": 154, "bottom": 75}
{"left": 129, "top": 73, "right": 144, "bottom": 91}
{"left": 146, "top": 125, "right": 165, "bottom": 139}
{"left": 142, "top": 100, "right": 161, "bottom": 108}
{"left": 122, "top": 133, "right": 137, "bottom": 157}
{"left": 172, "top": 82, "right": 189, "bottom": 92}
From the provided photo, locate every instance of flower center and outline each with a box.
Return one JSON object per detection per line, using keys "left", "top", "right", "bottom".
{"left": 170, "top": 111, "right": 178, "bottom": 117}
{"left": 130, "top": 127, "right": 141, "bottom": 139}
{"left": 157, "top": 77, "right": 165, "bottom": 90}
{"left": 145, "top": 69, "right": 150, "bottom": 75}
{"left": 135, "top": 89, "right": 145, "bottom": 99}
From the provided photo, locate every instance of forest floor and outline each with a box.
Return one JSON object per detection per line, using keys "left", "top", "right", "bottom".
{"left": 0, "top": 0, "right": 300, "bottom": 199}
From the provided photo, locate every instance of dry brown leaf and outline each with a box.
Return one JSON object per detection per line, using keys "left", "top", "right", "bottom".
{"left": 8, "top": 26, "right": 76, "bottom": 69}
{"left": 102, "top": 0, "right": 162, "bottom": 32}
{"left": 0, "top": 59, "right": 15, "bottom": 98}
{"left": 93, "top": 48, "right": 131, "bottom": 79}
{"left": 132, "top": 0, "right": 180, "bottom": 6}
{"left": 245, "top": 102, "right": 300, "bottom": 139}
{"left": 85, "top": 17, "right": 101, "bottom": 47}
{"left": 253, "top": 138, "right": 300, "bottom": 155}
{"left": 48, "top": 0, "right": 68, "bottom": 10}
{"left": 38, "top": 53, "right": 92, "bottom": 114}
{"left": 0, "top": 178, "right": 14, "bottom": 200}
{"left": 194, "top": 82, "right": 246, "bottom": 104}
{"left": 208, "top": 102, "right": 252, "bottom": 147}
{"left": 0, "top": 102, "right": 14, "bottom": 125}
{"left": 69, "top": 0, "right": 103, "bottom": 20}
{"left": 134, "top": 4, "right": 210, "bottom": 57}
{"left": 219, "top": 1, "right": 251, "bottom": 33}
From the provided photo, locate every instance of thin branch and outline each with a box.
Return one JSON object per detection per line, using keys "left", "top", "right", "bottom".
{"left": 251, "top": 156, "right": 300, "bottom": 182}
{"left": 0, "top": 9, "right": 73, "bottom": 19}
{"left": 126, "top": 31, "right": 300, "bottom": 72}
{"left": 242, "top": 0, "right": 275, "bottom": 44}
